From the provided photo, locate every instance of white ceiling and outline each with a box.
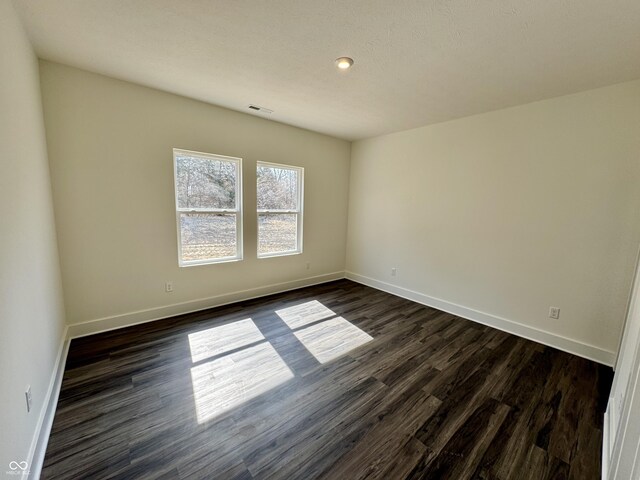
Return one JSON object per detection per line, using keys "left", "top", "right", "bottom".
{"left": 14, "top": 0, "right": 640, "bottom": 141}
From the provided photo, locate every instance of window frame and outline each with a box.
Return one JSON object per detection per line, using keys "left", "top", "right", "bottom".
{"left": 173, "top": 148, "right": 243, "bottom": 267}
{"left": 256, "top": 161, "right": 304, "bottom": 259}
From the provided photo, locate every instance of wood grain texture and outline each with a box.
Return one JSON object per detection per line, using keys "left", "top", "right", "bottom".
{"left": 42, "top": 280, "right": 612, "bottom": 479}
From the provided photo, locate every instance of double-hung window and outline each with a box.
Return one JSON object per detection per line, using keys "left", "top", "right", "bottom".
{"left": 257, "top": 162, "right": 304, "bottom": 257}
{"left": 173, "top": 149, "right": 243, "bottom": 266}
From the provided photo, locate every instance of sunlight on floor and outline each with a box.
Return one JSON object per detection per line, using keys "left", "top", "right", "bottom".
{"left": 188, "top": 318, "right": 265, "bottom": 363}
{"left": 189, "top": 301, "right": 372, "bottom": 423}
{"left": 275, "top": 300, "right": 336, "bottom": 329}
{"left": 190, "top": 341, "right": 293, "bottom": 423}
{"left": 293, "top": 316, "right": 373, "bottom": 364}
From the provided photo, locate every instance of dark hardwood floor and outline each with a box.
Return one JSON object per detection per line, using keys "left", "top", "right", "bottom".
{"left": 42, "top": 280, "right": 612, "bottom": 479}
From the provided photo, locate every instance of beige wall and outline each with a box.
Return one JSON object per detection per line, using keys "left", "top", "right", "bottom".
{"left": 40, "top": 61, "right": 351, "bottom": 328}
{"left": 0, "top": 0, "right": 66, "bottom": 472}
{"left": 347, "top": 80, "right": 640, "bottom": 359}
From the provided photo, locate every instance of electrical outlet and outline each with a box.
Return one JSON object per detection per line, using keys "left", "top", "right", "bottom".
{"left": 25, "top": 386, "right": 32, "bottom": 413}
{"left": 165, "top": 281, "right": 173, "bottom": 293}
{"left": 391, "top": 268, "right": 397, "bottom": 277}
{"left": 549, "top": 307, "right": 560, "bottom": 319}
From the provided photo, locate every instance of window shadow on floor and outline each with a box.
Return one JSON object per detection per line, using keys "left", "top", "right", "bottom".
{"left": 187, "top": 298, "right": 373, "bottom": 423}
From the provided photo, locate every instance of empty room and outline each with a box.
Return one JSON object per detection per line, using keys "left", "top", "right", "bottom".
{"left": 2, "top": 0, "right": 640, "bottom": 479}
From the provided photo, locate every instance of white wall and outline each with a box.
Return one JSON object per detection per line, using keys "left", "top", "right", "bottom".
{"left": 39, "top": 61, "right": 351, "bottom": 333}
{"left": 346, "top": 80, "right": 640, "bottom": 363}
{"left": 0, "top": 0, "right": 66, "bottom": 475}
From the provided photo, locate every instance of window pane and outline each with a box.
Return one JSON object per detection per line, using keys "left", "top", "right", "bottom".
{"left": 176, "top": 154, "right": 237, "bottom": 209}
{"left": 258, "top": 214, "right": 297, "bottom": 255}
{"left": 180, "top": 213, "right": 237, "bottom": 261}
{"left": 257, "top": 165, "right": 298, "bottom": 210}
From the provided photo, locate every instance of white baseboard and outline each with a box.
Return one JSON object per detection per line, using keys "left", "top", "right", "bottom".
{"left": 27, "top": 327, "right": 69, "bottom": 480}
{"left": 27, "top": 270, "right": 615, "bottom": 478}
{"left": 27, "top": 272, "right": 343, "bottom": 476}
{"left": 345, "top": 271, "right": 616, "bottom": 366}
{"left": 67, "top": 271, "right": 345, "bottom": 339}
{"left": 66, "top": 269, "right": 616, "bottom": 363}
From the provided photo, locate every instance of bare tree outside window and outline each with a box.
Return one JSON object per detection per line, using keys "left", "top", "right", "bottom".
{"left": 257, "top": 163, "right": 303, "bottom": 257}
{"left": 174, "top": 150, "right": 243, "bottom": 265}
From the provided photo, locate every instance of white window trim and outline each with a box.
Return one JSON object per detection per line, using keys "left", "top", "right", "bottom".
{"left": 173, "top": 148, "right": 243, "bottom": 267}
{"left": 256, "top": 161, "right": 304, "bottom": 259}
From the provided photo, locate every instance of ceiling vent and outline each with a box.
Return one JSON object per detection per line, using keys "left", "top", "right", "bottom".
{"left": 248, "top": 104, "right": 273, "bottom": 114}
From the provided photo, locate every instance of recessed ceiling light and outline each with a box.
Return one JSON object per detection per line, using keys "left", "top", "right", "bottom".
{"left": 335, "top": 57, "right": 354, "bottom": 70}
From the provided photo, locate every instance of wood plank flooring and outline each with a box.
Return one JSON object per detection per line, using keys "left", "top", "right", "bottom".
{"left": 42, "top": 280, "right": 612, "bottom": 479}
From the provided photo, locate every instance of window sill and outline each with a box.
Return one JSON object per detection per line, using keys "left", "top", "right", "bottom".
{"left": 257, "top": 250, "right": 303, "bottom": 260}
{"left": 179, "top": 256, "right": 243, "bottom": 267}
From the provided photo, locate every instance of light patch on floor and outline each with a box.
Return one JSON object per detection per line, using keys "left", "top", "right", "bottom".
{"left": 189, "top": 301, "right": 371, "bottom": 423}
{"left": 276, "top": 300, "right": 336, "bottom": 329}
{"left": 188, "top": 318, "right": 264, "bottom": 363}
{"left": 190, "top": 341, "right": 293, "bottom": 423}
{"left": 294, "top": 316, "right": 373, "bottom": 364}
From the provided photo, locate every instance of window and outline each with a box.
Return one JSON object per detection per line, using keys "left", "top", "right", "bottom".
{"left": 173, "top": 149, "right": 242, "bottom": 266}
{"left": 257, "top": 162, "right": 303, "bottom": 257}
